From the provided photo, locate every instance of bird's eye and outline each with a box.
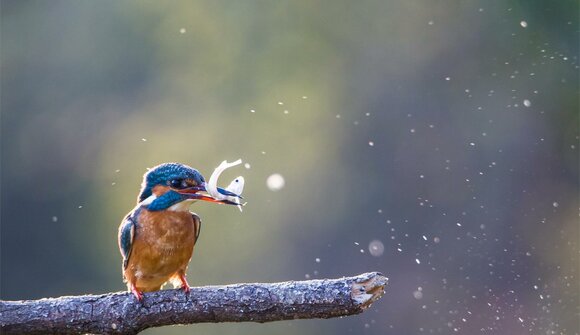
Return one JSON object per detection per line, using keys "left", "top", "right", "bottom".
{"left": 169, "top": 179, "right": 187, "bottom": 189}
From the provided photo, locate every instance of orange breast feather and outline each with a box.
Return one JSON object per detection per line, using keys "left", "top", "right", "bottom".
{"left": 124, "top": 209, "right": 197, "bottom": 292}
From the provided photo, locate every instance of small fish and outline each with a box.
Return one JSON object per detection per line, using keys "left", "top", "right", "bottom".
{"left": 206, "top": 159, "right": 245, "bottom": 211}
{"left": 225, "top": 176, "right": 245, "bottom": 211}
{"left": 226, "top": 176, "right": 245, "bottom": 195}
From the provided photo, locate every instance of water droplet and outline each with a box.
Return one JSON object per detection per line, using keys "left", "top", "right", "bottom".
{"left": 445, "top": 77, "right": 451, "bottom": 81}
{"left": 179, "top": 28, "right": 186, "bottom": 34}
{"left": 413, "top": 290, "right": 423, "bottom": 299}
{"left": 244, "top": 163, "right": 251, "bottom": 169}
{"left": 520, "top": 21, "right": 528, "bottom": 28}
{"left": 368, "top": 240, "right": 385, "bottom": 257}
{"left": 250, "top": 109, "right": 256, "bottom": 113}
{"left": 415, "top": 258, "right": 421, "bottom": 264}
{"left": 552, "top": 202, "right": 559, "bottom": 208}
{"left": 266, "top": 173, "right": 285, "bottom": 191}
{"left": 433, "top": 237, "right": 440, "bottom": 243}
{"left": 277, "top": 101, "right": 284, "bottom": 105}
{"left": 523, "top": 99, "right": 531, "bottom": 107}
{"left": 368, "top": 141, "right": 374, "bottom": 147}
{"left": 315, "top": 258, "right": 321, "bottom": 263}
{"left": 141, "top": 138, "right": 147, "bottom": 142}
{"left": 51, "top": 216, "right": 58, "bottom": 222}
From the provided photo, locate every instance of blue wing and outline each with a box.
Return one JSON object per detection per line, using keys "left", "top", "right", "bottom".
{"left": 118, "top": 213, "right": 137, "bottom": 270}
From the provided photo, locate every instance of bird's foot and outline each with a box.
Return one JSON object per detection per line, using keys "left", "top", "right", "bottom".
{"left": 179, "top": 273, "right": 191, "bottom": 293}
{"left": 130, "top": 284, "right": 144, "bottom": 301}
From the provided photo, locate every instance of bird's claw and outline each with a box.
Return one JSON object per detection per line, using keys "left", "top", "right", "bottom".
{"left": 179, "top": 273, "right": 191, "bottom": 294}
{"left": 130, "top": 285, "right": 144, "bottom": 301}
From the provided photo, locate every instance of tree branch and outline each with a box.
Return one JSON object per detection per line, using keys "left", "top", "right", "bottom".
{"left": 0, "top": 272, "right": 387, "bottom": 335}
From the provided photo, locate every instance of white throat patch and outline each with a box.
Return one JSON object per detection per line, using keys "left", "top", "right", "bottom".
{"left": 168, "top": 199, "right": 195, "bottom": 212}
{"left": 140, "top": 194, "right": 157, "bottom": 206}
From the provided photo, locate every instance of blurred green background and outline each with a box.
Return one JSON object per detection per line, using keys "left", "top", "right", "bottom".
{"left": 1, "top": 1, "right": 578, "bottom": 334}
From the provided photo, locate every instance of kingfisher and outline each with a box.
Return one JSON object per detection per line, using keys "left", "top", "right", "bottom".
{"left": 118, "top": 162, "right": 240, "bottom": 301}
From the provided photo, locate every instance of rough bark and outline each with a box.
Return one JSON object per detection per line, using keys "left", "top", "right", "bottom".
{"left": 0, "top": 272, "right": 387, "bottom": 335}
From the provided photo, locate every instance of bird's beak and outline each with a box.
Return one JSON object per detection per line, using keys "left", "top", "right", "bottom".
{"left": 176, "top": 183, "right": 240, "bottom": 205}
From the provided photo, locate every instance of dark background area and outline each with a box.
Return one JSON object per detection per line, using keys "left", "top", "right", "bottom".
{"left": 1, "top": 1, "right": 578, "bottom": 334}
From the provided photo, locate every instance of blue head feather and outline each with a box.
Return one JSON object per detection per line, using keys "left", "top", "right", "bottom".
{"left": 146, "top": 191, "right": 184, "bottom": 211}
{"left": 138, "top": 163, "right": 205, "bottom": 211}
